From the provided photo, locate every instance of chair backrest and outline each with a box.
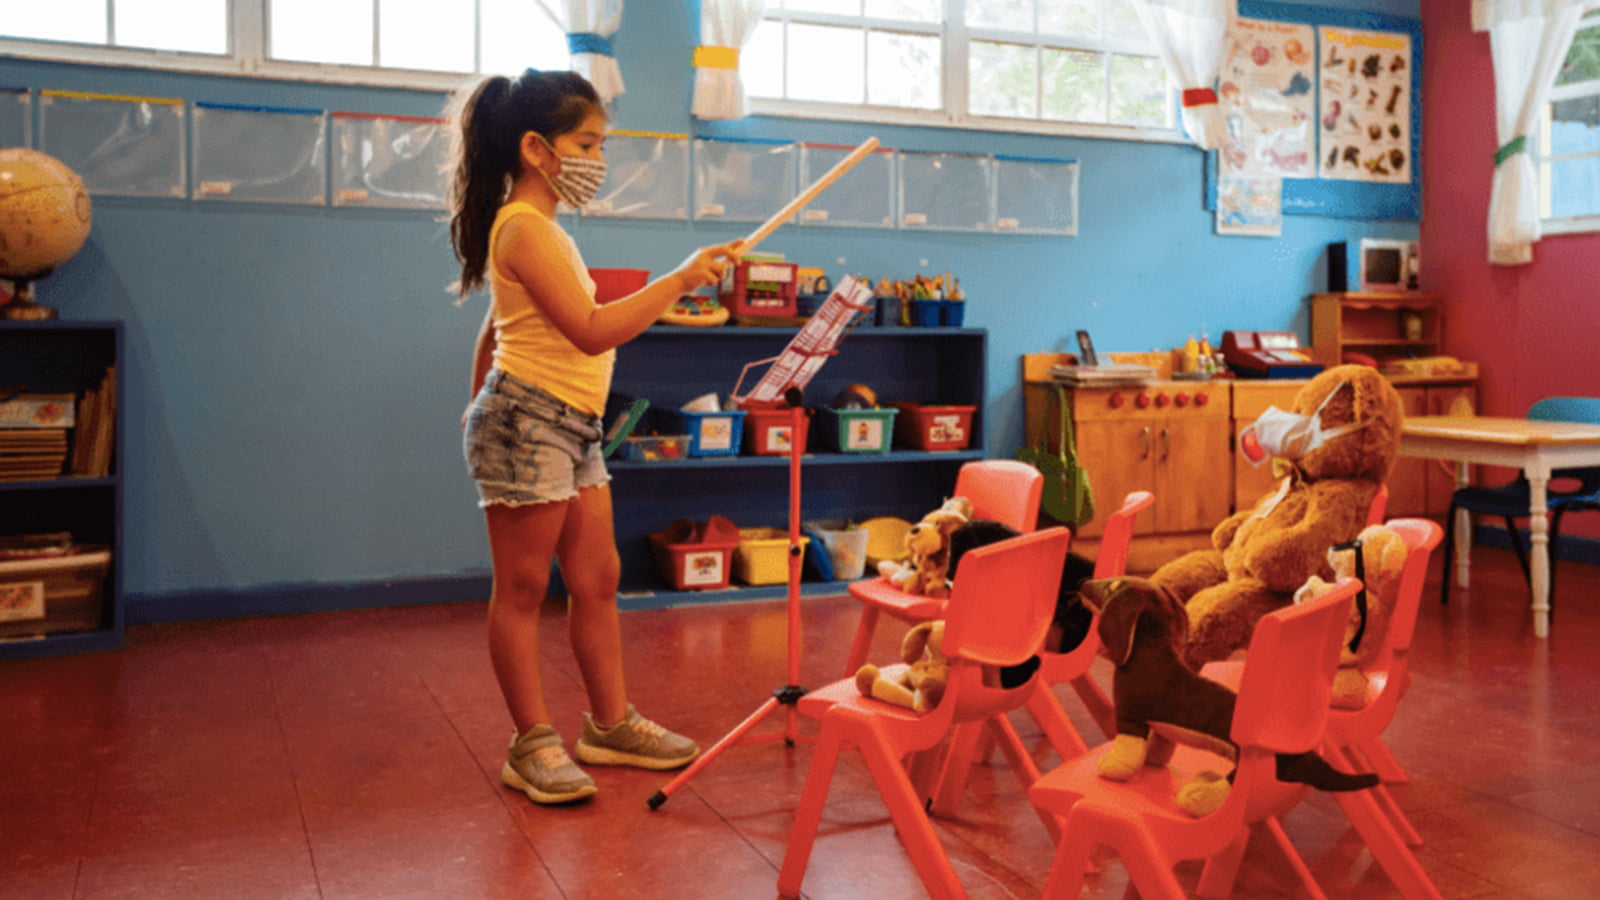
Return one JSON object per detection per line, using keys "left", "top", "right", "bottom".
{"left": 1367, "top": 484, "right": 1389, "bottom": 526}
{"left": 1379, "top": 518, "right": 1445, "bottom": 655}
{"left": 942, "top": 526, "right": 1070, "bottom": 669}
{"left": 1232, "top": 578, "right": 1360, "bottom": 754}
{"left": 1529, "top": 398, "right": 1600, "bottom": 492}
{"left": 1092, "top": 491, "right": 1155, "bottom": 579}
{"left": 953, "top": 460, "right": 1043, "bottom": 534}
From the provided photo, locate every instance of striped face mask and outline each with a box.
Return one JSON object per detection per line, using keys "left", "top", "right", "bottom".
{"left": 537, "top": 135, "right": 606, "bottom": 209}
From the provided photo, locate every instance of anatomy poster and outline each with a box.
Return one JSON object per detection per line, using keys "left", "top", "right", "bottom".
{"left": 1218, "top": 17, "right": 1317, "bottom": 179}
{"left": 1317, "top": 26, "right": 1413, "bottom": 183}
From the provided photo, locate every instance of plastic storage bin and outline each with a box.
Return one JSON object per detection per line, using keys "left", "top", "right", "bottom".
{"left": 0, "top": 546, "right": 110, "bottom": 640}
{"left": 804, "top": 520, "right": 870, "bottom": 581}
{"left": 942, "top": 301, "right": 966, "bottom": 327}
{"left": 590, "top": 268, "right": 649, "bottom": 304}
{"left": 741, "top": 407, "right": 811, "bottom": 456}
{"left": 734, "top": 527, "right": 810, "bottom": 585}
{"left": 909, "top": 299, "right": 942, "bottom": 327}
{"left": 721, "top": 260, "right": 799, "bottom": 320}
{"left": 618, "top": 434, "right": 689, "bottom": 461}
{"left": 818, "top": 407, "right": 897, "bottom": 454}
{"left": 649, "top": 517, "right": 739, "bottom": 590}
{"left": 890, "top": 403, "right": 977, "bottom": 451}
{"left": 662, "top": 410, "right": 746, "bottom": 457}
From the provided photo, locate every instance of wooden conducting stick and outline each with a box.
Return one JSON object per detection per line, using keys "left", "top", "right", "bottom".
{"left": 739, "top": 137, "right": 880, "bottom": 253}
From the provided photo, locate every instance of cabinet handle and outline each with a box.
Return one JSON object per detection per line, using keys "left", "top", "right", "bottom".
{"left": 1161, "top": 427, "right": 1170, "bottom": 461}
{"left": 1142, "top": 426, "right": 1152, "bottom": 459}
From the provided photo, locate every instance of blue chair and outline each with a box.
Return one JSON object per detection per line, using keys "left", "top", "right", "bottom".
{"left": 1440, "top": 397, "right": 1600, "bottom": 614}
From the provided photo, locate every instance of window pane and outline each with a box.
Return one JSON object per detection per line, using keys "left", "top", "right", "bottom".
{"left": 868, "top": 30, "right": 939, "bottom": 109}
{"left": 1551, "top": 94, "right": 1600, "bottom": 155}
{"left": 1556, "top": 18, "right": 1600, "bottom": 86}
{"left": 1042, "top": 47, "right": 1106, "bottom": 123}
{"left": 864, "top": 0, "right": 940, "bottom": 23}
{"left": 481, "top": 0, "right": 566, "bottom": 76}
{"left": 1548, "top": 156, "right": 1600, "bottom": 218}
{"left": 966, "top": 0, "right": 1032, "bottom": 31}
{"left": 271, "top": 0, "right": 374, "bottom": 66}
{"left": 115, "top": 0, "right": 227, "bottom": 53}
{"left": 788, "top": 23, "right": 864, "bottom": 103}
{"left": 1104, "top": 0, "right": 1146, "bottom": 43}
{"left": 787, "top": 0, "right": 861, "bottom": 14}
{"left": 970, "top": 41, "right": 1037, "bottom": 119}
{"left": 1040, "top": 1, "right": 1102, "bottom": 41}
{"left": 380, "top": 0, "right": 472, "bottom": 72}
{"left": 3, "top": 0, "right": 107, "bottom": 45}
{"left": 743, "top": 20, "right": 785, "bottom": 99}
{"left": 1109, "top": 53, "right": 1166, "bottom": 126}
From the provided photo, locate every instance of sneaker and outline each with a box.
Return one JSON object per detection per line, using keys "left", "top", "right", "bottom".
{"left": 502, "top": 725, "right": 597, "bottom": 805}
{"left": 574, "top": 704, "right": 700, "bottom": 770}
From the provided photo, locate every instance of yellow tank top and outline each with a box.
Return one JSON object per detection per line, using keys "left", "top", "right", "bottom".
{"left": 488, "top": 202, "right": 613, "bottom": 417}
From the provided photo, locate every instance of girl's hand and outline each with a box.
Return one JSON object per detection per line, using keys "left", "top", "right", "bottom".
{"left": 672, "top": 239, "right": 744, "bottom": 293}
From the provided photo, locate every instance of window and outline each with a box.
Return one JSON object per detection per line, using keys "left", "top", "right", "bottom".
{"left": 1541, "top": 7, "right": 1600, "bottom": 234}
{"left": 746, "top": 0, "right": 1177, "bottom": 140}
{"left": 0, "top": 0, "right": 567, "bottom": 88}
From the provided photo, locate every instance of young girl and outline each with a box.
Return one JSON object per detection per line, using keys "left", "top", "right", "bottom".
{"left": 447, "top": 69, "right": 742, "bottom": 805}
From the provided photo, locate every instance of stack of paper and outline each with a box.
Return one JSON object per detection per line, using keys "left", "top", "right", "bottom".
{"left": 1048, "top": 364, "right": 1158, "bottom": 386}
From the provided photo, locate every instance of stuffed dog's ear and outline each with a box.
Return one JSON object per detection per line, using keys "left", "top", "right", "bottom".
{"left": 1080, "top": 579, "right": 1141, "bottom": 667}
{"left": 901, "top": 621, "right": 934, "bottom": 663}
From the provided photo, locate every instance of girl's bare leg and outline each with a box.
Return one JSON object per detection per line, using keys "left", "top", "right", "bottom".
{"left": 484, "top": 500, "right": 569, "bottom": 733}
{"left": 555, "top": 483, "right": 628, "bottom": 726}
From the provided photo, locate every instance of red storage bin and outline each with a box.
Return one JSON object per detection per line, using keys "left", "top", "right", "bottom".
{"left": 589, "top": 268, "right": 649, "bottom": 304}
{"left": 740, "top": 406, "right": 811, "bottom": 456}
{"left": 648, "top": 516, "right": 739, "bottom": 590}
{"left": 720, "top": 260, "right": 799, "bottom": 320}
{"left": 890, "top": 403, "right": 977, "bottom": 451}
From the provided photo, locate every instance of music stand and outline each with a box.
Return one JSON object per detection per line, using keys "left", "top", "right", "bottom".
{"left": 648, "top": 276, "right": 875, "bottom": 810}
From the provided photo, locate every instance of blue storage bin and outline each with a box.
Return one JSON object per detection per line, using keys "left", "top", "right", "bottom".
{"left": 663, "top": 409, "right": 746, "bottom": 457}
{"left": 942, "top": 300, "right": 966, "bottom": 327}
{"left": 909, "top": 299, "right": 942, "bottom": 327}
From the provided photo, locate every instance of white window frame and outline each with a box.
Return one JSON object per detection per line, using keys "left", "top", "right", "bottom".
{"left": 747, "top": 1, "right": 1184, "bottom": 145}
{"left": 1538, "top": 4, "right": 1600, "bottom": 236}
{"left": 0, "top": 0, "right": 562, "bottom": 92}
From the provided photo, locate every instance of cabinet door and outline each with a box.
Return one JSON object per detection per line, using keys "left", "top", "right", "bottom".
{"left": 1158, "top": 417, "right": 1233, "bottom": 533}
{"left": 1386, "top": 386, "right": 1430, "bottom": 517}
{"left": 1072, "top": 419, "right": 1156, "bottom": 539}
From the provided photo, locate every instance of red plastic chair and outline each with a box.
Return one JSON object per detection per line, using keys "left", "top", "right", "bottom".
{"left": 778, "top": 527, "right": 1071, "bottom": 900}
{"left": 1027, "top": 579, "right": 1362, "bottom": 900}
{"left": 928, "top": 491, "right": 1155, "bottom": 818}
{"left": 1369, "top": 483, "right": 1389, "bottom": 525}
{"left": 842, "top": 460, "right": 1043, "bottom": 676}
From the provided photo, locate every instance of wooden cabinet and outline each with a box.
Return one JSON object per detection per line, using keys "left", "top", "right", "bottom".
{"left": 1231, "top": 380, "right": 1307, "bottom": 510}
{"left": 1310, "top": 291, "right": 1445, "bottom": 369}
{"left": 0, "top": 321, "right": 123, "bottom": 659}
{"left": 1388, "top": 383, "right": 1478, "bottom": 517}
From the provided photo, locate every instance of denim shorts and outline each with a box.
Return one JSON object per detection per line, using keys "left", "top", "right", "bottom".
{"left": 463, "top": 369, "right": 610, "bottom": 508}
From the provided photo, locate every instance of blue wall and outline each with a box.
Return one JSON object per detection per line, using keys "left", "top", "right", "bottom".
{"left": 0, "top": 0, "right": 1418, "bottom": 612}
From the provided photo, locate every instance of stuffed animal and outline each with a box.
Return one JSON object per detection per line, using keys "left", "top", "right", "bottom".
{"left": 1294, "top": 524, "right": 1409, "bottom": 709}
{"left": 876, "top": 497, "right": 974, "bottom": 597}
{"left": 1151, "top": 365, "right": 1404, "bottom": 669}
{"left": 1080, "top": 576, "right": 1379, "bottom": 817}
{"left": 855, "top": 620, "right": 950, "bottom": 714}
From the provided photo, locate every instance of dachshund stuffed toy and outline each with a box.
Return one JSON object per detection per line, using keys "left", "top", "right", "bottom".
{"left": 1080, "top": 576, "right": 1379, "bottom": 817}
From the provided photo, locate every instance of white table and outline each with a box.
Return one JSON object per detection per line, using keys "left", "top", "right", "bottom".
{"left": 1400, "top": 416, "right": 1600, "bottom": 637}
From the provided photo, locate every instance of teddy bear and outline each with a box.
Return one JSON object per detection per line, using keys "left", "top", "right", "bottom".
{"left": 1079, "top": 576, "right": 1378, "bottom": 817}
{"left": 1293, "top": 524, "right": 1409, "bottom": 709}
{"left": 876, "top": 497, "right": 974, "bottom": 598}
{"left": 855, "top": 620, "right": 951, "bottom": 714}
{"left": 1151, "top": 364, "right": 1404, "bottom": 669}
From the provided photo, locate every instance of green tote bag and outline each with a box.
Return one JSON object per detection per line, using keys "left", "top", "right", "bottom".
{"left": 1017, "top": 385, "right": 1095, "bottom": 526}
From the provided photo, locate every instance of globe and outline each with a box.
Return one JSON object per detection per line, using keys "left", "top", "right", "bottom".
{"left": 0, "top": 148, "right": 93, "bottom": 282}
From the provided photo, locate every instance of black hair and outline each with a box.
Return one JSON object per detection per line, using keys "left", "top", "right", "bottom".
{"left": 443, "top": 69, "right": 604, "bottom": 301}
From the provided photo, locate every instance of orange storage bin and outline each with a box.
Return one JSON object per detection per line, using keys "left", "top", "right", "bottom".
{"left": 890, "top": 403, "right": 977, "bottom": 451}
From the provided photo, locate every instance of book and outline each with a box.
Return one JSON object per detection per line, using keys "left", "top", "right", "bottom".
{"left": 0, "top": 393, "right": 76, "bottom": 429}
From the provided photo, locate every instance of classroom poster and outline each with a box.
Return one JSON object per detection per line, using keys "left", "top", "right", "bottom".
{"left": 1216, "top": 173, "right": 1284, "bottom": 237}
{"left": 1317, "top": 25, "right": 1413, "bottom": 183}
{"left": 1218, "top": 17, "right": 1317, "bottom": 179}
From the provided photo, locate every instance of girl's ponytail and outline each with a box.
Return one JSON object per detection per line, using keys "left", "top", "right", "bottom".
{"left": 446, "top": 75, "right": 514, "bottom": 302}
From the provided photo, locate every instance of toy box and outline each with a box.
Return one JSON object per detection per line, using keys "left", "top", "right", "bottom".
{"left": 890, "top": 403, "right": 977, "bottom": 451}
{"left": 741, "top": 407, "right": 811, "bottom": 456}
{"left": 818, "top": 407, "right": 897, "bottom": 454}
{"left": 0, "top": 546, "right": 110, "bottom": 640}
{"left": 661, "top": 410, "right": 746, "bottom": 458}
{"left": 618, "top": 434, "right": 690, "bottom": 461}
{"left": 804, "top": 520, "right": 870, "bottom": 581}
{"left": 649, "top": 517, "right": 739, "bottom": 590}
{"left": 720, "top": 260, "right": 799, "bottom": 320}
{"left": 734, "top": 527, "right": 810, "bottom": 585}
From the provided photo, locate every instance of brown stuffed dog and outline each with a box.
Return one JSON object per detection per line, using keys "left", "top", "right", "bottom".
{"left": 1151, "top": 365, "right": 1404, "bottom": 669}
{"left": 1081, "top": 576, "right": 1378, "bottom": 817}
{"left": 877, "top": 497, "right": 974, "bottom": 598}
{"left": 855, "top": 620, "right": 950, "bottom": 714}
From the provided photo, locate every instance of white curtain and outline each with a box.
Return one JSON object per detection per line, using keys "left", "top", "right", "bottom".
{"left": 1132, "top": 0, "right": 1235, "bottom": 150}
{"left": 1475, "top": 0, "right": 1585, "bottom": 265}
{"left": 692, "top": 0, "right": 767, "bottom": 120}
{"left": 537, "top": 0, "right": 626, "bottom": 104}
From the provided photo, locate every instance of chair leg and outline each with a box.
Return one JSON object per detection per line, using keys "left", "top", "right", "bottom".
{"left": 1196, "top": 830, "right": 1250, "bottom": 898}
{"left": 984, "top": 713, "right": 1061, "bottom": 844}
{"left": 1504, "top": 516, "right": 1532, "bottom": 582}
{"left": 1263, "top": 816, "right": 1331, "bottom": 900}
{"left": 1330, "top": 788, "right": 1444, "bottom": 900}
{"left": 1548, "top": 507, "right": 1566, "bottom": 620}
{"left": 777, "top": 725, "right": 848, "bottom": 898}
{"left": 1329, "top": 742, "right": 1422, "bottom": 845}
{"left": 1069, "top": 673, "right": 1118, "bottom": 741}
{"left": 856, "top": 729, "right": 967, "bottom": 900}
{"left": 844, "top": 605, "right": 881, "bottom": 676}
{"left": 1040, "top": 811, "right": 1100, "bottom": 899}
{"left": 1353, "top": 734, "right": 1410, "bottom": 784}
{"left": 1439, "top": 503, "right": 1456, "bottom": 606}
{"left": 929, "top": 722, "right": 985, "bottom": 817}
{"left": 1026, "top": 681, "right": 1092, "bottom": 764}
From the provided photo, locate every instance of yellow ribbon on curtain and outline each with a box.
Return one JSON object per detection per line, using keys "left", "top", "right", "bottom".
{"left": 693, "top": 45, "right": 740, "bottom": 69}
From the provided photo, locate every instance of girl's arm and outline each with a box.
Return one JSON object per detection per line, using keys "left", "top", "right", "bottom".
{"left": 469, "top": 304, "right": 496, "bottom": 398}
{"left": 499, "top": 216, "right": 741, "bottom": 356}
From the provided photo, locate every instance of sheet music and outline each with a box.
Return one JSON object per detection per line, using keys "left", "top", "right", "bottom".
{"left": 736, "top": 275, "right": 875, "bottom": 405}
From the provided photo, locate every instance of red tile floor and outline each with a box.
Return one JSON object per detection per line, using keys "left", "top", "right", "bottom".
{"left": 4, "top": 541, "right": 1600, "bottom": 899}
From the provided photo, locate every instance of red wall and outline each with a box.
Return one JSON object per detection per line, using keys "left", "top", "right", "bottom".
{"left": 1421, "top": 0, "right": 1600, "bottom": 538}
